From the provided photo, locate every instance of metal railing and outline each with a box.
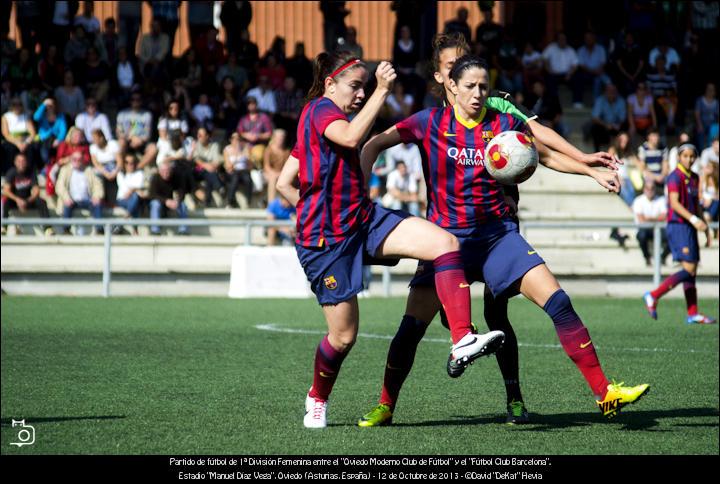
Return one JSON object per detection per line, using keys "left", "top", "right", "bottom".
{"left": 2, "top": 217, "right": 718, "bottom": 298}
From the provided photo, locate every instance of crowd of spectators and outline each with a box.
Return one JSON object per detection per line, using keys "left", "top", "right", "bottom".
{"left": 1, "top": 1, "right": 718, "bottom": 246}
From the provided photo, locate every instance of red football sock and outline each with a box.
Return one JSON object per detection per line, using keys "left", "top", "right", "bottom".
{"left": 683, "top": 280, "right": 698, "bottom": 316}
{"left": 308, "top": 334, "right": 348, "bottom": 401}
{"left": 433, "top": 251, "right": 472, "bottom": 344}
{"left": 651, "top": 269, "right": 692, "bottom": 300}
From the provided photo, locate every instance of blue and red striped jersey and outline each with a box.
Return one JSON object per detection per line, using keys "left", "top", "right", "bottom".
{"left": 666, "top": 165, "right": 700, "bottom": 224}
{"left": 293, "top": 97, "right": 372, "bottom": 247}
{"left": 396, "top": 105, "right": 528, "bottom": 229}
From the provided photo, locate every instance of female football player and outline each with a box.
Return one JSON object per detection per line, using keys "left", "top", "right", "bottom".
{"left": 357, "top": 55, "right": 649, "bottom": 427}
{"left": 643, "top": 144, "right": 716, "bottom": 324}
{"left": 276, "top": 51, "right": 505, "bottom": 428}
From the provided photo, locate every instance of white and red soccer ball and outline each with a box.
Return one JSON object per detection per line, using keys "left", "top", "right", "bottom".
{"left": 484, "top": 130, "right": 539, "bottom": 185}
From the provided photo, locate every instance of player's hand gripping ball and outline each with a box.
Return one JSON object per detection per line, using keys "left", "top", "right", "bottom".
{"left": 484, "top": 131, "right": 539, "bottom": 185}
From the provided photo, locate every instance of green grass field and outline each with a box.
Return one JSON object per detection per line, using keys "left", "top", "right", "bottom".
{"left": 1, "top": 295, "right": 718, "bottom": 455}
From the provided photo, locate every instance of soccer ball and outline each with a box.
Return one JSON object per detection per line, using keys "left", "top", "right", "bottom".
{"left": 484, "top": 131, "right": 539, "bottom": 185}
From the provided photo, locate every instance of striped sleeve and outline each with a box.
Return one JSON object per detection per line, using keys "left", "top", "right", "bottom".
{"left": 312, "top": 99, "right": 347, "bottom": 136}
{"left": 396, "top": 109, "right": 432, "bottom": 144}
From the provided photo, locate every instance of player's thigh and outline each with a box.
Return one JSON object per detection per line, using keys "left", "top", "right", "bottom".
{"left": 681, "top": 261, "right": 698, "bottom": 276}
{"left": 405, "top": 285, "right": 441, "bottom": 324}
{"left": 518, "top": 264, "right": 562, "bottom": 308}
{"left": 322, "top": 297, "right": 360, "bottom": 351}
{"left": 376, "top": 216, "right": 459, "bottom": 261}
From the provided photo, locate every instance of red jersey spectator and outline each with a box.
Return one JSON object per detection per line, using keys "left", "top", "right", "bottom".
{"left": 236, "top": 97, "right": 273, "bottom": 169}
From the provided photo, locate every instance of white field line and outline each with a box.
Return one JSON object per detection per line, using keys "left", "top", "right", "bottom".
{"left": 255, "top": 323, "right": 717, "bottom": 355}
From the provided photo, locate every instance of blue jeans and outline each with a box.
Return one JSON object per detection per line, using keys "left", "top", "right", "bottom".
{"left": 150, "top": 199, "right": 188, "bottom": 234}
{"left": 618, "top": 177, "right": 636, "bottom": 207}
{"left": 63, "top": 199, "right": 103, "bottom": 232}
{"left": 116, "top": 193, "right": 142, "bottom": 218}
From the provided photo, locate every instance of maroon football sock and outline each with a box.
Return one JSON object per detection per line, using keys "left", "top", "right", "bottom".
{"left": 308, "top": 334, "right": 348, "bottom": 401}
{"left": 433, "top": 251, "right": 472, "bottom": 344}
{"left": 651, "top": 269, "right": 692, "bottom": 300}
{"left": 683, "top": 280, "right": 698, "bottom": 316}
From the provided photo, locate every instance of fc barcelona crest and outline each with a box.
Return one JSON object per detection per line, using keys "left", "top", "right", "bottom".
{"left": 324, "top": 275, "right": 338, "bottom": 290}
{"left": 482, "top": 130, "right": 495, "bottom": 143}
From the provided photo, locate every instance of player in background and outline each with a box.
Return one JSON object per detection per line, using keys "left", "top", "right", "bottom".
{"left": 358, "top": 55, "right": 649, "bottom": 427}
{"left": 643, "top": 144, "right": 716, "bottom": 324}
{"left": 276, "top": 51, "right": 504, "bottom": 429}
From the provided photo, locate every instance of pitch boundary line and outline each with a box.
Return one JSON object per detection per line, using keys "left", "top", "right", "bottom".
{"left": 255, "top": 323, "right": 717, "bottom": 354}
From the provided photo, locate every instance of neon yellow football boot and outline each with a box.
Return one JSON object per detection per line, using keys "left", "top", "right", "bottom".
{"left": 358, "top": 404, "right": 393, "bottom": 427}
{"left": 596, "top": 381, "right": 650, "bottom": 418}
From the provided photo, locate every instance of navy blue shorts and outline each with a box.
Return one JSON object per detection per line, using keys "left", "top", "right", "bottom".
{"left": 296, "top": 204, "right": 409, "bottom": 305}
{"left": 410, "top": 219, "right": 545, "bottom": 298}
{"left": 666, "top": 222, "right": 700, "bottom": 263}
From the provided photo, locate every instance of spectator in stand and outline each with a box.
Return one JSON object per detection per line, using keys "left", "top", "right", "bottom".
{"left": 648, "top": 38, "right": 680, "bottom": 73}
{"left": 393, "top": 25, "right": 420, "bottom": 83}
{"left": 668, "top": 131, "right": 692, "bottom": 172}
{"left": 259, "top": 54, "right": 287, "bottom": 92}
{"left": 264, "top": 36, "right": 287, "bottom": 66}
{"left": 383, "top": 141, "right": 424, "bottom": 206}
{"left": 528, "top": 79, "right": 567, "bottom": 137}
{"left": 632, "top": 180, "right": 670, "bottom": 267}
{"left": 50, "top": 0, "right": 79, "bottom": 56}
{"left": 589, "top": 83, "right": 626, "bottom": 151}
{"left": 101, "top": 17, "right": 119, "bottom": 66}
{"left": 575, "top": 32, "right": 610, "bottom": 106}
{"left": 263, "top": 129, "right": 289, "bottom": 203}
{"left": 286, "top": 42, "right": 313, "bottom": 94}
{"left": 274, "top": 76, "right": 303, "bottom": 135}
{"left": 646, "top": 55, "right": 678, "bottom": 132}
{"left": 118, "top": 1, "right": 142, "bottom": 60}
{"left": 157, "top": 99, "right": 190, "bottom": 148}
{"left": 246, "top": 76, "right": 277, "bottom": 115}
{"left": 266, "top": 195, "right": 296, "bottom": 245}
{"left": 114, "top": 46, "right": 140, "bottom": 108}
{"left": 149, "top": 0, "right": 180, "bottom": 51}
{"left": 608, "top": 131, "right": 642, "bottom": 207}
{"left": 320, "top": 0, "right": 349, "bottom": 52}
{"left": 382, "top": 161, "right": 420, "bottom": 217}
{"left": 700, "top": 159, "right": 719, "bottom": 235}
{"left": 187, "top": 0, "right": 215, "bottom": 45}
{"left": 234, "top": 29, "right": 259, "bottom": 74}
{"left": 14, "top": 1, "right": 43, "bottom": 54}
{"left": 1, "top": 97, "right": 38, "bottom": 174}
{"left": 89, "top": 128, "right": 121, "bottom": 205}
{"left": 163, "top": 78, "right": 193, "bottom": 116}
{"left": 496, "top": 31, "right": 523, "bottom": 95}
{"left": 384, "top": 81, "right": 414, "bottom": 124}
{"left": 612, "top": 32, "right": 645, "bottom": 97}
{"left": 115, "top": 152, "right": 146, "bottom": 234}
{"left": 192, "top": 93, "right": 214, "bottom": 132}
{"left": 217, "top": 77, "right": 242, "bottom": 138}
{"left": 52, "top": 127, "right": 90, "bottom": 192}
{"left": 216, "top": 52, "right": 249, "bottom": 94}
{"left": 156, "top": 131, "right": 196, "bottom": 203}
{"left": 191, "top": 127, "right": 224, "bottom": 208}
{"left": 196, "top": 27, "right": 226, "bottom": 92}
{"left": 444, "top": 7, "right": 471, "bottom": 43}
{"left": 698, "top": 137, "right": 719, "bottom": 175}
{"left": 81, "top": 47, "right": 111, "bottom": 108}
{"left": 75, "top": 97, "right": 112, "bottom": 142}
{"left": 694, "top": 83, "right": 718, "bottom": 150}
{"left": 139, "top": 19, "right": 170, "bottom": 83}
{"left": 221, "top": 1, "right": 253, "bottom": 55}
{"left": 542, "top": 32, "right": 578, "bottom": 101}
{"left": 638, "top": 128, "right": 669, "bottom": 190}
{"left": 54, "top": 70, "right": 85, "bottom": 121}
{"left": 627, "top": 81, "right": 656, "bottom": 141}
{"left": 74, "top": 1, "right": 101, "bottom": 37}
{"left": 64, "top": 25, "right": 93, "bottom": 71}
{"left": 38, "top": 45, "right": 65, "bottom": 92}
{"left": 33, "top": 98, "right": 68, "bottom": 168}
{"left": 56, "top": 151, "right": 104, "bottom": 235}
{"left": 475, "top": 4, "right": 503, "bottom": 61}
{"left": 237, "top": 97, "right": 273, "bottom": 169}
{"left": 21, "top": 83, "right": 48, "bottom": 115}
{"left": 116, "top": 92, "right": 158, "bottom": 171}
{"left": 340, "top": 27, "right": 364, "bottom": 60}
{"left": 174, "top": 48, "right": 203, "bottom": 100}
{"left": 149, "top": 162, "right": 189, "bottom": 236}
{"left": 9, "top": 48, "right": 38, "bottom": 94}
{"left": 1, "top": 153, "right": 52, "bottom": 236}
{"left": 521, "top": 41, "right": 544, "bottom": 92}
{"left": 224, "top": 132, "right": 253, "bottom": 208}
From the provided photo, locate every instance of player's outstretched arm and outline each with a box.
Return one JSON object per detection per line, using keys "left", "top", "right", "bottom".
{"left": 536, "top": 139, "right": 620, "bottom": 193}
{"left": 528, "top": 119, "right": 620, "bottom": 170}
{"left": 276, "top": 154, "right": 300, "bottom": 207}
{"left": 360, "top": 126, "right": 403, "bottom": 182}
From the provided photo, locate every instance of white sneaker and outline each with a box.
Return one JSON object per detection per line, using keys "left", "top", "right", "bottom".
{"left": 450, "top": 330, "right": 505, "bottom": 367}
{"left": 304, "top": 393, "right": 328, "bottom": 428}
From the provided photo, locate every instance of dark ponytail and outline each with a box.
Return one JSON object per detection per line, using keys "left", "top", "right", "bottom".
{"left": 305, "top": 50, "right": 366, "bottom": 101}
